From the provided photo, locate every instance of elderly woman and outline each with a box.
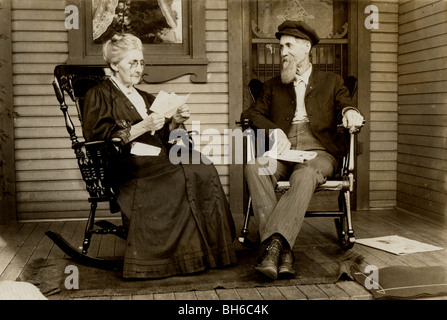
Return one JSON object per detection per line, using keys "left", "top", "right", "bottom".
{"left": 82, "top": 33, "right": 236, "bottom": 279}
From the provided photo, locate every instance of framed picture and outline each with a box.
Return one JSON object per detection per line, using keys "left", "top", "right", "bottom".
{"left": 67, "top": 0, "right": 208, "bottom": 83}
{"left": 92, "top": 0, "right": 184, "bottom": 45}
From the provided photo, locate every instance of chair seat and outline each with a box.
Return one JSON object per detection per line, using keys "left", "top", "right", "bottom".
{"left": 275, "top": 179, "right": 347, "bottom": 193}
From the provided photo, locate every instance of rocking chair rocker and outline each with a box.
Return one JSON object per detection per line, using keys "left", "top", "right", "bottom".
{"left": 45, "top": 65, "right": 126, "bottom": 270}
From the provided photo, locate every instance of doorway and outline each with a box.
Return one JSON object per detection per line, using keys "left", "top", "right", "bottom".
{"left": 228, "top": 0, "right": 371, "bottom": 215}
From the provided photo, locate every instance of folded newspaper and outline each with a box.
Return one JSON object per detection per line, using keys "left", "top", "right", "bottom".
{"left": 131, "top": 142, "right": 161, "bottom": 156}
{"left": 262, "top": 149, "right": 317, "bottom": 163}
{"left": 149, "top": 90, "right": 190, "bottom": 118}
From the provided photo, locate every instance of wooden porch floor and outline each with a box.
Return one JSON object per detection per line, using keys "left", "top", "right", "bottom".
{"left": 1, "top": 209, "right": 447, "bottom": 300}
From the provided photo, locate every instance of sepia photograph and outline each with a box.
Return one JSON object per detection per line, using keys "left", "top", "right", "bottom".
{"left": 0, "top": 0, "right": 446, "bottom": 312}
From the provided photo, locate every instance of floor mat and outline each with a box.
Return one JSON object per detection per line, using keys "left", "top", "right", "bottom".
{"left": 18, "top": 246, "right": 362, "bottom": 299}
{"left": 353, "top": 265, "right": 447, "bottom": 299}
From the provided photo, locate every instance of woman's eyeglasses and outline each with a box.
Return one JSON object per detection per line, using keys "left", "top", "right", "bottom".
{"left": 129, "top": 60, "right": 145, "bottom": 69}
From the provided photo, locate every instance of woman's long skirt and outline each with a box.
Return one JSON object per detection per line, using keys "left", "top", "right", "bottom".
{"left": 116, "top": 153, "right": 236, "bottom": 279}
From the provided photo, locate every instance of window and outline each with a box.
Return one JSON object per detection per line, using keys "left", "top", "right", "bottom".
{"left": 67, "top": 0, "right": 208, "bottom": 83}
{"left": 249, "top": 0, "right": 349, "bottom": 82}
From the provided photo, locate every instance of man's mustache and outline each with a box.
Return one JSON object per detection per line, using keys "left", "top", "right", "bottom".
{"left": 281, "top": 58, "right": 295, "bottom": 68}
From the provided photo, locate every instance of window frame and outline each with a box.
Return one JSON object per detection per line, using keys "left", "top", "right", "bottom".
{"left": 67, "top": 0, "right": 208, "bottom": 83}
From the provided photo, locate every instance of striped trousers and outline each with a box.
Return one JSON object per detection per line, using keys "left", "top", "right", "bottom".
{"left": 244, "top": 122, "right": 337, "bottom": 248}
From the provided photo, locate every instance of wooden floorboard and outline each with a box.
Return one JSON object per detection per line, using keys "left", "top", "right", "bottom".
{"left": 317, "top": 283, "right": 350, "bottom": 300}
{"left": 215, "top": 288, "right": 241, "bottom": 300}
{"left": 276, "top": 285, "right": 307, "bottom": 300}
{"left": 67, "top": 221, "right": 86, "bottom": 258}
{"left": 235, "top": 287, "right": 264, "bottom": 300}
{"left": 0, "top": 222, "right": 50, "bottom": 281}
{"left": 47, "top": 221, "right": 75, "bottom": 259}
{"left": 195, "top": 290, "right": 220, "bottom": 300}
{"left": 0, "top": 223, "right": 35, "bottom": 278}
{"left": 296, "top": 284, "right": 329, "bottom": 300}
{"left": 1, "top": 209, "right": 447, "bottom": 300}
{"left": 335, "top": 281, "right": 373, "bottom": 300}
{"left": 174, "top": 291, "right": 198, "bottom": 300}
{"left": 97, "top": 234, "right": 116, "bottom": 258}
{"left": 0, "top": 223, "right": 24, "bottom": 255}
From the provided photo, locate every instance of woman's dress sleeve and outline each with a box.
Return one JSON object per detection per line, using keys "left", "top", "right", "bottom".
{"left": 82, "top": 86, "right": 132, "bottom": 144}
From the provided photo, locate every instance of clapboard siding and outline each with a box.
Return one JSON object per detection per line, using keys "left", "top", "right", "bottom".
{"left": 369, "top": 0, "right": 399, "bottom": 209}
{"left": 12, "top": 0, "right": 231, "bottom": 221}
{"left": 11, "top": 0, "right": 67, "bottom": 221}
{"left": 397, "top": 0, "right": 447, "bottom": 221}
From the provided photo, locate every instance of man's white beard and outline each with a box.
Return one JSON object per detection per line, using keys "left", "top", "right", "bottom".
{"left": 281, "top": 58, "right": 298, "bottom": 84}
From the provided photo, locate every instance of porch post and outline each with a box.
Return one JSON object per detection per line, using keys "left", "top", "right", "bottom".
{"left": 0, "top": 0, "right": 17, "bottom": 224}
{"left": 349, "top": 0, "right": 371, "bottom": 210}
{"left": 228, "top": 0, "right": 244, "bottom": 216}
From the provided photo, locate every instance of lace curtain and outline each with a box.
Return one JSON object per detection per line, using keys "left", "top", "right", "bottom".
{"left": 92, "top": 0, "right": 119, "bottom": 41}
{"left": 92, "top": 0, "right": 181, "bottom": 42}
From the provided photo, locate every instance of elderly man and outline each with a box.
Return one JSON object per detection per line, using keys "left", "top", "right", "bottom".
{"left": 242, "top": 20, "right": 364, "bottom": 280}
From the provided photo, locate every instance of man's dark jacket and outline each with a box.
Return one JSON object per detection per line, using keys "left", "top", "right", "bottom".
{"left": 242, "top": 69, "right": 355, "bottom": 158}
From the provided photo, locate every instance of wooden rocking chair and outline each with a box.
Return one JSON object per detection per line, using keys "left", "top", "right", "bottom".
{"left": 237, "top": 76, "right": 363, "bottom": 250}
{"left": 45, "top": 65, "right": 126, "bottom": 270}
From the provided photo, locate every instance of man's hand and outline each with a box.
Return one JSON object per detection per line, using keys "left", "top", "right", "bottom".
{"left": 342, "top": 109, "right": 364, "bottom": 133}
{"left": 269, "top": 128, "right": 291, "bottom": 155}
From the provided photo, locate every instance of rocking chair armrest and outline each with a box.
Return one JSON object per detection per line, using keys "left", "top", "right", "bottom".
{"left": 110, "top": 137, "right": 123, "bottom": 147}
{"left": 52, "top": 79, "right": 65, "bottom": 105}
{"left": 73, "top": 138, "right": 124, "bottom": 155}
{"left": 83, "top": 140, "right": 107, "bottom": 147}
{"left": 235, "top": 118, "right": 253, "bottom": 131}
{"left": 72, "top": 139, "right": 113, "bottom": 148}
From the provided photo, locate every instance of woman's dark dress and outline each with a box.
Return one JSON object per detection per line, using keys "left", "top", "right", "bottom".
{"left": 82, "top": 79, "right": 236, "bottom": 279}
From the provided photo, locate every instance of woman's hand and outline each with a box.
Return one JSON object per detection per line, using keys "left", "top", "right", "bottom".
{"left": 141, "top": 112, "right": 165, "bottom": 134}
{"left": 172, "top": 104, "right": 190, "bottom": 125}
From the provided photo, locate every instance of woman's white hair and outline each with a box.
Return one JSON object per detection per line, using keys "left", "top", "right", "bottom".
{"left": 102, "top": 33, "right": 143, "bottom": 65}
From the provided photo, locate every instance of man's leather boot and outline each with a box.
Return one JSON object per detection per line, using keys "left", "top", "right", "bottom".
{"left": 278, "top": 248, "right": 295, "bottom": 277}
{"left": 255, "top": 238, "right": 282, "bottom": 280}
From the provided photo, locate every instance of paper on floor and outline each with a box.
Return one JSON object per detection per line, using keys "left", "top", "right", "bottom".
{"left": 356, "top": 235, "right": 443, "bottom": 255}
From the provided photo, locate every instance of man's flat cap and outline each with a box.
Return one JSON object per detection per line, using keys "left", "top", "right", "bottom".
{"left": 275, "top": 20, "right": 320, "bottom": 46}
